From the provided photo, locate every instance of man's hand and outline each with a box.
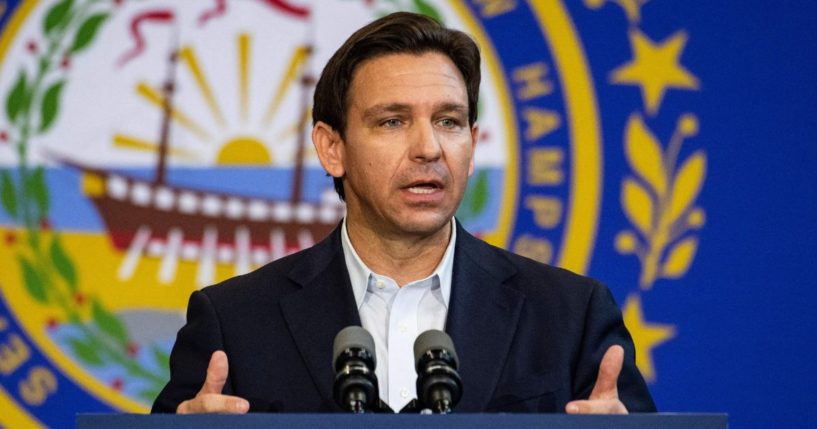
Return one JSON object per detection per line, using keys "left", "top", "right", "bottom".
{"left": 176, "top": 351, "right": 250, "bottom": 414}
{"left": 565, "top": 345, "right": 629, "bottom": 414}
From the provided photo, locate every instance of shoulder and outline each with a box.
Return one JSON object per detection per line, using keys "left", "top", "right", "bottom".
{"left": 457, "top": 224, "right": 607, "bottom": 306}
{"left": 198, "top": 225, "right": 344, "bottom": 305}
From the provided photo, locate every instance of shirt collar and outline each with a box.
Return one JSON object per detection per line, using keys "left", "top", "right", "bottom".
{"left": 341, "top": 217, "right": 456, "bottom": 310}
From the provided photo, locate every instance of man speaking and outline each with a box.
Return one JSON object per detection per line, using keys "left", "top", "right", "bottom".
{"left": 152, "top": 11, "right": 655, "bottom": 414}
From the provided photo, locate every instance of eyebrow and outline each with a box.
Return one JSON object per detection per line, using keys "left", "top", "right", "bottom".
{"left": 361, "top": 102, "right": 469, "bottom": 121}
{"left": 361, "top": 103, "right": 411, "bottom": 122}
{"left": 435, "top": 102, "right": 469, "bottom": 117}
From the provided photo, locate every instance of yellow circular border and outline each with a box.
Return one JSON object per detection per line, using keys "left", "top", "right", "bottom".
{"left": 0, "top": 2, "right": 602, "bottom": 422}
{"left": 451, "top": 1, "right": 520, "bottom": 247}
{"left": 0, "top": 0, "right": 47, "bottom": 426}
{"left": 452, "top": 0, "right": 603, "bottom": 274}
{"left": 528, "top": 0, "right": 602, "bottom": 274}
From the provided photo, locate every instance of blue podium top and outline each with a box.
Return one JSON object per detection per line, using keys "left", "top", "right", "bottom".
{"left": 77, "top": 413, "right": 727, "bottom": 429}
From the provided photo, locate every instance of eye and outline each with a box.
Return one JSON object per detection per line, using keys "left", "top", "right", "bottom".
{"left": 381, "top": 118, "right": 402, "bottom": 128}
{"left": 437, "top": 118, "right": 460, "bottom": 129}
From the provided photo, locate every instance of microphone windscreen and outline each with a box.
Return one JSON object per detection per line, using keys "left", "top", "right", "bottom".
{"left": 333, "top": 325, "right": 376, "bottom": 367}
{"left": 413, "top": 329, "right": 459, "bottom": 368}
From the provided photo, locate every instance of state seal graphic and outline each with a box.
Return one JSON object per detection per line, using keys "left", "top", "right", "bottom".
{"left": 0, "top": 0, "right": 705, "bottom": 425}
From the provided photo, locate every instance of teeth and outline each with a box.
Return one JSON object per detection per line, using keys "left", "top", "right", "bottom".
{"left": 408, "top": 186, "right": 436, "bottom": 194}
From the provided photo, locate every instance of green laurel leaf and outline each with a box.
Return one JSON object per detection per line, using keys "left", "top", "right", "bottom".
{"left": 68, "top": 337, "right": 104, "bottom": 366}
{"left": 456, "top": 170, "right": 489, "bottom": 221}
{"left": 1, "top": 170, "right": 17, "bottom": 218}
{"left": 50, "top": 236, "right": 78, "bottom": 292}
{"left": 138, "top": 387, "right": 162, "bottom": 403}
{"left": 39, "top": 80, "right": 65, "bottom": 132}
{"left": 6, "top": 71, "right": 30, "bottom": 123}
{"left": 25, "top": 166, "right": 49, "bottom": 218}
{"left": 152, "top": 345, "right": 170, "bottom": 370}
{"left": 44, "top": 0, "right": 74, "bottom": 34}
{"left": 19, "top": 256, "right": 48, "bottom": 303}
{"left": 412, "top": 0, "right": 443, "bottom": 23}
{"left": 70, "top": 13, "right": 109, "bottom": 54}
{"left": 469, "top": 170, "right": 489, "bottom": 215}
{"left": 91, "top": 299, "right": 129, "bottom": 347}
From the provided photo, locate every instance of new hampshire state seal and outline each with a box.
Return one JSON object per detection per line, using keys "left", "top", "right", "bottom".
{"left": 0, "top": 0, "right": 704, "bottom": 426}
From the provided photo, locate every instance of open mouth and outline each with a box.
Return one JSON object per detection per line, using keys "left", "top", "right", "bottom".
{"left": 407, "top": 185, "right": 439, "bottom": 194}
{"left": 404, "top": 180, "right": 444, "bottom": 195}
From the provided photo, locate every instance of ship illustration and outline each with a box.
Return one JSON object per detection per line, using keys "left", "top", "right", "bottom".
{"left": 60, "top": 46, "right": 344, "bottom": 286}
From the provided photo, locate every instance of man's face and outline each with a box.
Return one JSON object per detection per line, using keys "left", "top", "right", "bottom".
{"left": 324, "top": 52, "right": 477, "bottom": 239}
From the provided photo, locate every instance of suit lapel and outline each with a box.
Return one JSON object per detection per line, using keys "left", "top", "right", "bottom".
{"left": 278, "top": 223, "right": 524, "bottom": 411}
{"left": 446, "top": 223, "right": 525, "bottom": 411}
{"left": 279, "top": 227, "right": 361, "bottom": 408}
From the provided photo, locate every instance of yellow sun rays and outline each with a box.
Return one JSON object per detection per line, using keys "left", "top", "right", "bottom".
{"left": 113, "top": 134, "right": 198, "bottom": 161}
{"left": 178, "top": 45, "right": 227, "bottom": 127}
{"left": 238, "top": 33, "right": 251, "bottom": 123}
{"left": 262, "top": 45, "right": 310, "bottom": 127}
{"left": 135, "top": 83, "right": 213, "bottom": 142}
{"left": 115, "top": 32, "right": 312, "bottom": 166}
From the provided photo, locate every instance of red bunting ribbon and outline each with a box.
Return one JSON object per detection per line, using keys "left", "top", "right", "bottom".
{"left": 117, "top": 10, "right": 175, "bottom": 67}
{"left": 258, "top": 0, "right": 310, "bottom": 18}
{"left": 198, "top": 0, "right": 227, "bottom": 27}
{"left": 199, "top": 0, "right": 310, "bottom": 27}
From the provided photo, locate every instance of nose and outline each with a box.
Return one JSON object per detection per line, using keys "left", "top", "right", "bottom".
{"left": 410, "top": 122, "right": 442, "bottom": 163}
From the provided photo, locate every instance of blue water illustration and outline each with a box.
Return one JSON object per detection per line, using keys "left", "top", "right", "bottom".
{"left": 0, "top": 166, "right": 502, "bottom": 234}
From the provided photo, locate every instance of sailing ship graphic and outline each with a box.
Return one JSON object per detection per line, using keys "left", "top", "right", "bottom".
{"left": 59, "top": 46, "right": 344, "bottom": 287}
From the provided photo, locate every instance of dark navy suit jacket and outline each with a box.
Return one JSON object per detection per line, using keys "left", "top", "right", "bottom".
{"left": 152, "top": 222, "right": 655, "bottom": 413}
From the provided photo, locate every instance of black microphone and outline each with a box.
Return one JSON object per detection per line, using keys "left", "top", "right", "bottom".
{"left": 413, "top": 329, "right": 463, "bottom": 414}
{"left": 333, "top": 326, "right": 379, "bottom": 413}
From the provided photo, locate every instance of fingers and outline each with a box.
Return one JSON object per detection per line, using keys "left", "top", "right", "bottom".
{"left": 562, "top": 345, "right": 628, "bottom": 415}
{"left": 590, "top": 345, "right": 624, "bottom": 400}
{"left": 177, "top": 394, "right": 250, "bottom": 414}
{"left": 175, "top": 350, "right": 250, "bottom": 414}
{"left": 565, "top": 398, "right": 627, "bottom": 414}
{"left": 201, "top": 350, "right": 229, "bottom": 394}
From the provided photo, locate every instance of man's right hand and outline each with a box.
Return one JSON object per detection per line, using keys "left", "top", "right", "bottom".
{"left": 176, "top": 350, "right": 250, "bottom": 414}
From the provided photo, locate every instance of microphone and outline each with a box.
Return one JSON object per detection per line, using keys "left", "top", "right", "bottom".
{"left": 332, "top": 326, "right": 379, "bottom": 413}
{"left": 413, "top": 329, "right": 463, "bottom": 414}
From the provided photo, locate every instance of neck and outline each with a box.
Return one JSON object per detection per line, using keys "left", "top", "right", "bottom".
{"left": 345, "top": 218, "right": 452, "bottom": 287}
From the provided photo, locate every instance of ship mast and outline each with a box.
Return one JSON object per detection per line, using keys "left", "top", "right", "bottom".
{"left": 154, "top": 42, "right": 179, "bottom": 186}
{"left": 290, "top": 45, "right": 313, "bottom": 206}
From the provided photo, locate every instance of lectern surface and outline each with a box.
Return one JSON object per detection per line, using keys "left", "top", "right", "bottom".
{"left": 77, "top": 413, "right": 727, "bottom": 429}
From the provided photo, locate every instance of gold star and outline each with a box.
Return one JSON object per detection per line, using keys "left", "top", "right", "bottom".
{"left": 622, "top": 293, "right": 675, "bottom": 382}
{"left": 610, "top": 30, "right": 699, "bottom": 115}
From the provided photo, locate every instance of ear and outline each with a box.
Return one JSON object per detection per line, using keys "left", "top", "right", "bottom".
{"left": 467, "top": 123, "right": 479, "bottom": 177}
{"left": 312, "top": 121, "right": 345, "bottom": 178}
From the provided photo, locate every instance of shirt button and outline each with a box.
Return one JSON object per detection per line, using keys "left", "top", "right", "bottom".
{"left": 376, "top": 280, "right": 385, "bottom": 289}
{"left": 399, "top": 323, "right": 408, "bottom": 333}
{"left": 401, "top": 388, "right": 410, "bottom": 398}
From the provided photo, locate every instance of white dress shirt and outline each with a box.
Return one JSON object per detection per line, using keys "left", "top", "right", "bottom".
{"left": 341, "top": 218, "right": 455, "bottom": 411}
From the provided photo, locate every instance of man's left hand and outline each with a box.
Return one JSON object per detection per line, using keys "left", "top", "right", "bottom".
{"left": 565, "top": 345, "right": 629, "bottom": 414}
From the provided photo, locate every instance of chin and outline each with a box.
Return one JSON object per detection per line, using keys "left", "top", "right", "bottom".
{"left": 394, "top": 212, "right": 453, "bottom": 236}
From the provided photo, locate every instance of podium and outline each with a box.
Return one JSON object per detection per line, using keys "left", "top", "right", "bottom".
{"left": 77, "top": 413, "right": 727, "bottom": 429}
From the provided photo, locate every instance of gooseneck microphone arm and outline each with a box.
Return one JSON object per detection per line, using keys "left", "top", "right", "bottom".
{"left": 414, "top": 329, "right": 463, "bottom": 414}
{"left": 333, "top": 326, "right": 380, "bottom": 413}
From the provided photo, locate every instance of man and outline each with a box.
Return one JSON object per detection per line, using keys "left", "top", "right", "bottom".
{"left": 152, "top": 12, "right": 655, "bottom": 414}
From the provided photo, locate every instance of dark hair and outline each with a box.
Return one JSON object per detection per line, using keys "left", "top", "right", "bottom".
{"left": 312, "top": 11, "right": 481, "bottom": 200}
